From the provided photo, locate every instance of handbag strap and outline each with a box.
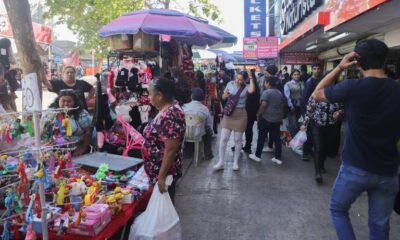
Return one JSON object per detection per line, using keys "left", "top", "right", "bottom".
{"left": 233, "top": 85, "right": 245, "bottom": 98}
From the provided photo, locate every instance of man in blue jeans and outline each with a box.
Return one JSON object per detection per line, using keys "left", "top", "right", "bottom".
{"left": 313, "top": 39, "right": 400, "bottom": 240}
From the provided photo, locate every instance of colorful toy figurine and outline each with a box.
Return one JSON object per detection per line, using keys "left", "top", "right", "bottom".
{"left": 56, "top": 182, "right": 66, "bottom": 206}
{"left": 62, "top": 115, "right": 72, "bottom": 137}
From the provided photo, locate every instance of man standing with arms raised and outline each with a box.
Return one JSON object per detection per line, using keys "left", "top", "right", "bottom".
{"left": 313, "top": 39, "right": 400, "bottom": 240}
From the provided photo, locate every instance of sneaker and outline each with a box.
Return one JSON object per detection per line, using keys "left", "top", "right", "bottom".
{"left": 213, "top": 162, "right": 224, "bottom": 171}
{"left": 249, "top": 154, "right": 261, "bottom": 162}
{"left": 233, "top": 162, "right": 239, "bottom": 171}
{"left": 271, "top": 157, "right": 283, "bottom": 165}
{"left": 263, "top": 147, "right": 274, "bottom": 153}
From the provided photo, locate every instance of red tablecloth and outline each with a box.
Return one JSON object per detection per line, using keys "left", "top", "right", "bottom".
{"left": 47, "top": 189, "right": 152, "bottom": 240}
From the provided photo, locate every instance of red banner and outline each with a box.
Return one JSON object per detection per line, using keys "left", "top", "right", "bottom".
{"left": 257, "top": 36, "right": 279, "bottom": 58}
{"left": 325, "top": 0, "right": 389, "bottom": 30}
{"left": 282, "top": 52, "right": 319, "bottom": 65}
{"left": 0, "top": 14, "right": 52, "bottom": 44}
{"left": 243, "top": 36, "right": 279, "bottom": 59}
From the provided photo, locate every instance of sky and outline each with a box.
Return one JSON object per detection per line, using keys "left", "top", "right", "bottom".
{"left": 54, "top": 0, "right": 245, "bottom": 53}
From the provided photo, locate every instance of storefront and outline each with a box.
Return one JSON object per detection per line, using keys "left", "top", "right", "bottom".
{"left": 278, "top": 0, "right": 400, "bottom": 77}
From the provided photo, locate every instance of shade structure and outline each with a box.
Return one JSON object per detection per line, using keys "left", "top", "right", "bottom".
{"left": 99, "top": 9, "right": 223, "bottom": 47}
{"left": 208, "top": 25, "right": 237, "bottom": 48}
{"left": 208, "top": 49, "right": 237, "bottom": 63}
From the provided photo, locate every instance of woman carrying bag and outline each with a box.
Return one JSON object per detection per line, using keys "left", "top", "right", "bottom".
{"left": 214, "top": 71, "right": 256, "bottom": 171}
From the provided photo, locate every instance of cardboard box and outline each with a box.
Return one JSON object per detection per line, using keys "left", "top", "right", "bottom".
{"left": 109, "top": 34, "right": 133, "bottom": 50}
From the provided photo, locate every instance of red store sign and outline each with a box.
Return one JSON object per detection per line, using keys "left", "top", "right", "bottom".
{"left": 283, "top": 52, "right": 319, "bottom": 65}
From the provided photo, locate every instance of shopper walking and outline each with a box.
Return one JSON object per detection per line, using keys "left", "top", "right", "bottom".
{"left": 243, "top": 69, "right": 260, "bottom": 153}
{"left": 301, "top": 93, "right": 344, "bottom": 183}
{"left": 249, "top": 76, "right": 284, "bottom": 164}
{"left": 302, "top": 62, "right": 323, "bottom": 161}
{"left": 142, "top": 77, "right": 186, "bottom": 202}
{"left": 214, "top": 71, "right": 256, "bottom": 171}
{"left": 300, "top": 64, "right": 311, "bottom": 83}
{"left": 284, "top": 69, "right": 304, "bottom": 137}
{"left": 313, "top": 39, "right": 400, "bottom": 240}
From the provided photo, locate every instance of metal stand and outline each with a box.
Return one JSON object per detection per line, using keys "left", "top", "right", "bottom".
{"left": 33, "top": 111, "right": 48, "bottom": 240}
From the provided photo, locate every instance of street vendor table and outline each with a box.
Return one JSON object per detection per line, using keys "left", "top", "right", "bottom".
{"left": 47, "top": 188, "right": 153, "bottom": 240}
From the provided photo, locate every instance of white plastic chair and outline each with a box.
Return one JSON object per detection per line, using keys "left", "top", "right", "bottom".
{"left": 184, "top": 113, "right": 206, "bottom": 167}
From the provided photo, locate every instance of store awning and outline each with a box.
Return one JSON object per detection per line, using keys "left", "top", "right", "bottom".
{"left": 279, "top": 12, "right": 330, "bottom": 52}
{"left": 324, "top": 0, "right": 400, "bottom": 34}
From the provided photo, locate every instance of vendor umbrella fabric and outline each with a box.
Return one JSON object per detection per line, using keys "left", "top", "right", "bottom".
{"left": 208, "top": 24, "right": 237, "bottom": 48}
{"left": 99, "top": 9, "right": 222, "bottom": 47}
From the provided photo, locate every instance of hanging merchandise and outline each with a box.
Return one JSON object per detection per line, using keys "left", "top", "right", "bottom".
{"left": 139, "top": 105, "right": 151, "bottom": 124}
{"left": 115, "top": 68, "right": 129, "bottom": 87}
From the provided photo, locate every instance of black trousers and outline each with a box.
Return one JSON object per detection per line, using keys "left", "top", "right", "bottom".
{"left": 303, "top": 126, "right": 314, "bottom": 157}
{"left": 311, "top": 123, "right": 341, "bottom": 174}
{"left": 244, "top": 114, "right": 257, "bottom": 150}
{"left": 255, "top": 118, "right": 281, "bottom": 159}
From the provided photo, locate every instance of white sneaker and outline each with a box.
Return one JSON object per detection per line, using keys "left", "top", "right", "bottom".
{"left": 213, "top": 162, "right": 224, "bottom": 171}
{"left": 271, "top": 157, "right": 283, "bottom": 165}
{"left": 249, "top": 154, "right": 261, "bottom": 162}
{"left": 233, "top": 162, "right": 239, "bottom": 171}
{"left": 263, "top": 147, "right": 274, "bottom": 153}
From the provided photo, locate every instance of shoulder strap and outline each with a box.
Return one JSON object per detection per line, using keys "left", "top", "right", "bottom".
{"left": 235, "top": 85, "right": 245, "bottom": 97}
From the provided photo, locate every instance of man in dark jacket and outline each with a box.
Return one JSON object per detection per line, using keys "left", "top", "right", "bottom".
{"left": 302, "top": 61, "right": 323, "bottom": 161}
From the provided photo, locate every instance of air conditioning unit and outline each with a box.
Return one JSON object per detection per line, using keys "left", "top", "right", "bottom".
{"left": 109, "top": 34, "right": 133, "bottom": 50}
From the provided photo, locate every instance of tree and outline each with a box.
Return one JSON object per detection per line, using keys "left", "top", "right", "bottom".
{"left": 44, "top": 0, "right": 222, "bottom": 57}
{"left": 4, "top": 0, "right": 45, "bottom": 97}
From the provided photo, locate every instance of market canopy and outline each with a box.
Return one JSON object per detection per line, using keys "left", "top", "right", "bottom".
{"left": 208, "top": 25, "right": 237, "bottom": 48}
{"left": 98, "top": 9, "right": 223, "bottom": 47}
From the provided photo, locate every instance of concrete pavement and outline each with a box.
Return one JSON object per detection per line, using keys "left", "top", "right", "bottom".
{"left": 175, "top": 133, "right": 400, "bottom": 240}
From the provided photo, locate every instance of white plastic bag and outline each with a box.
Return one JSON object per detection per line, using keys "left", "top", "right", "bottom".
{"left": 129, "top": 175, "right": 182, "bottom": 240}
{"left": 289, "top": 130, "right": 307, "bottom": 155}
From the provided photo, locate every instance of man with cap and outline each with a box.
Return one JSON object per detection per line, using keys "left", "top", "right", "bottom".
{"left": 183, "top": 88, "right": 214, "bottom": 160}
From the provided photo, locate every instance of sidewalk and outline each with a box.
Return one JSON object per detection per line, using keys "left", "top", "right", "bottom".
{"left": 175, "top": 134, "right": 400, "bottom": 240}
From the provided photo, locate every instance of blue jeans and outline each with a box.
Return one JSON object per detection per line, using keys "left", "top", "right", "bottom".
{"left": 329, "top": 164, "right": 398, "bottom": 240}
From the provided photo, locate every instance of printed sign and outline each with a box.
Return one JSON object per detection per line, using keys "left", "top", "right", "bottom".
{"left": 0, "top": 14, "right": 52, "bottom": 44}
{"left": 325, "top": 0, "right": 389, "bottom": 30}
{"left": 257, "top": 36, "right": 279, "bottom": 58}
{"left": 243, "top": 37, "right": 258, "bottom": 58}
{"left": 244, "top": 0, "right": 266, "bottom": 37}
{"left": 22, "top": 73, "right": 42, "bottom": 111}
{"left": 282, "top": 52, "right": 319, "bottom": 65}
{"left": 280, "top": 0, "right": 323, "bottom": 35}
{"left": 243, "top": 36, "right": 279, "bottom": 59}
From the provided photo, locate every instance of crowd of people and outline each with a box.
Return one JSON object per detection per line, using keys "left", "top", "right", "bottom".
{"left": 1, "top": 38, "right": 399, "bottom": 240}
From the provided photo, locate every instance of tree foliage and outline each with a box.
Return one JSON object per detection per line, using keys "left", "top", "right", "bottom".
{"left": 44, "top": 0, "right": 222, "bottom": 57}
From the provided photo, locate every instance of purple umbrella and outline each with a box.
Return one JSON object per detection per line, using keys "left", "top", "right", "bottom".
{"left": 99, "top": 9, "right": 223, "bottom": 46}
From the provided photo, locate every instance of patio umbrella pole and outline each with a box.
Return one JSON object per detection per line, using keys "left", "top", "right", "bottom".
{"left": 159, "top": 36, "right": 162, "bottom": 74}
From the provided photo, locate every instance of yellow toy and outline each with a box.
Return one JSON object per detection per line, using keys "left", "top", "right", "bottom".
{"left": 62, "top": 115, "right": 73, "bottom": 137}
{"left": 56, "top": 182, "right": 66, "bottom": 206}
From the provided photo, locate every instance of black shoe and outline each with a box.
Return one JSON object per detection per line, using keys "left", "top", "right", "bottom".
{"left": 205, "top": 155, "right": 214, "bottom": 160}
{"left": 242, "top": 147, "right": 252, "bottom": 154}
{"left": 231, "top": 147, "right": 235, "bottom": 151}
{"left": 302, "top": 154, "right": 310, "bottom": 161}
{"left": 315, "top": 173, "right": 323, "bottom": 184}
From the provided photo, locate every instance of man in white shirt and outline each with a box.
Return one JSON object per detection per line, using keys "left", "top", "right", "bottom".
{"left": 183, "top": 88, "right": 213, "bottom": 160}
